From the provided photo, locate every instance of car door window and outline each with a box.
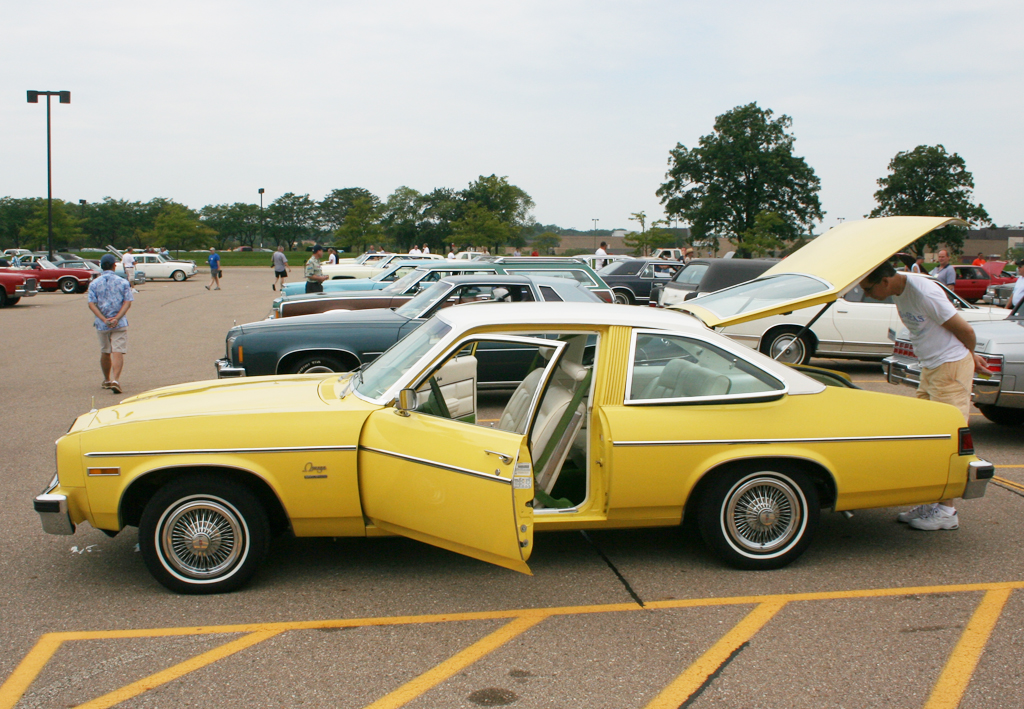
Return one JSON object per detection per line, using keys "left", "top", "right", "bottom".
{"left": 627, "top": 332, "right": 785, "bottom": 403}
{"left": 844, "top": 284, "right": 894, "bottom": 305}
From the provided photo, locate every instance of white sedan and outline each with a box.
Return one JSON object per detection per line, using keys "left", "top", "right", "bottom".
{"left": 322, "top": 252, "right": 443, "bottom": 279}
{"left": 115, "top": 253, "right": 198, "bottom": 281}
{"left": 708, "top": 275, "right": 1008, "bottom": 364}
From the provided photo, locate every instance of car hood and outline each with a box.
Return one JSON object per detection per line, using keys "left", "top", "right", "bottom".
{"left": 83, "top": 375, "right": 351, "bottom": 428}
{"left": 239, "top": 307, "right": 408, "bottom": 334}
{"left": 673, "top": 217, "right": 966, "bottom": 328}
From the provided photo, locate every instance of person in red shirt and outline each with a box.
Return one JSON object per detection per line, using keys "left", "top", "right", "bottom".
{"left": 972, "top": 253, "right": 987, "bottom": 266}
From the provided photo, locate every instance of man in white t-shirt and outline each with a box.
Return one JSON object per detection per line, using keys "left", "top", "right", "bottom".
{"left": 409, "top": 245, "right": 422, "bottom": 256}
{"left": 595, "top": 241, "right": 608, "bottom": 270}
{"left": 861, "top": 261, "right": 991, "bottom": 531}
{"left": 121, "top": 249, "right": 137, "bottom": 291}
{"left": 1011, "top": 261, "right": 1024, "bottom": 310}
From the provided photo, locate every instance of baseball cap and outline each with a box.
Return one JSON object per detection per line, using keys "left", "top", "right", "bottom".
{"left": 100, "top": 254, "right": 118, "bottom": 269}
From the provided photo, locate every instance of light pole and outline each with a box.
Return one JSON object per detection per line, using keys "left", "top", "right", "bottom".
{"left": 258, "top": 188, "right": 265, "bottom": 248}
{"left": 592, "top": 218, "right": 599, "bottom": 251}
{"left": 27, "top": 90, "right": 71, "bottom": 261}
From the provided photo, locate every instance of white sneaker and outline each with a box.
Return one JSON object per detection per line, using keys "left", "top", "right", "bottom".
{"left": 897, "top": 504, "right": 935, "bottom": 524}
{"left": 908, "top": 506, "right": 959, "bottom": 531}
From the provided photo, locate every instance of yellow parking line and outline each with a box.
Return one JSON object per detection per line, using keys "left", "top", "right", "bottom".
{"left": 994, "top": 464, "right": 1024, "bottom": 468}
{"left": 363, "top": 613, "right": 547, "bottom": 709}
{"left": 643, "top": 600, "right": 787, "bottom": 709}
{"left": 0, "top": 634, "right": 64, "bottom": 709}
{"left": 75, "top": 629, "right": 282, "bottom": 709}
{"left": 924, "top": 588, "right": 1012, "bottom": 709}
{"left": 994, "top": 476, "right": 1024, "bottom": 493}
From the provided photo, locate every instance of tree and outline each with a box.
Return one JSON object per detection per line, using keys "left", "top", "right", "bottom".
{"left": 451, "top": 203, "right": 515, "bottom": 250}
{"left": 458, "top": 175, "right": 535, "bottom": 248}
{"left": 19, "top": 200, "right": 84, "bottom": 251}
{"left": 380, "top": 186, "right": 423, "bottom": 251}
{"left": 530, "top": 231, "right": 561, "bottom": 255}
{"left": 0, "top": 197, "right": 45, "bottom": 249}
{"left": 869, "top": 144, "right": 991, "bottom": 256}
{"left": 419, "top": 188, "right": 462, "bottom": 248}
{"left": 138, "top": 204, "right": 217, "bottom": 254}
{"left": 658, "top": 102, "right": 823, "bottom": 256}
{"left": 266, "top": 193, "right": 318, "bottom": 248}
{"left": 200, "top": 203, "right": 262, "bottom": 249}
{"left": 334, "top": 197, "right": 384, "bottom": 252}
{"left": 319, "top": 188, "right": 380, "bottom": 234}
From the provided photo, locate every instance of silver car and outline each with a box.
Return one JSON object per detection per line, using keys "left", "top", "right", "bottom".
{"left": 884, "top": 297, "right": 1024, "bottom": 425}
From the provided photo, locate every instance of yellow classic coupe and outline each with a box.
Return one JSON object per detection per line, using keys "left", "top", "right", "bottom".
{"left": 35, "top": 218, "right": 993, "bottom": 593}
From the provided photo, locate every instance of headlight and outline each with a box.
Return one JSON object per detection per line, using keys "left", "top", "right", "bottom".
{"left": 226, "top": 334, "right": 238, "bottom": 360}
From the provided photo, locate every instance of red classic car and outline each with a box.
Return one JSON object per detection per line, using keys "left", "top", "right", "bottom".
{"left": 0, "top": 259, "right": 95, "bottom": 294}
{"left": 950, "top": 264, "right": 1016, "bottom": 302}
{"left": 0, "top": 270, "right": 39, "bottom": 307}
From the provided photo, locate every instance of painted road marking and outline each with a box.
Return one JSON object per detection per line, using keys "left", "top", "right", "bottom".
{"left": 994, "top": 476, "right": 1024, "bottom": 494}
{"left": 2, "top": 581, "right": 1020, "bottom": 709}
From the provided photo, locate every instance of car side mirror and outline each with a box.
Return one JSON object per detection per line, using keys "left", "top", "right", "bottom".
{"left": 395, "top": 388, "right": 418, "bottom": 416}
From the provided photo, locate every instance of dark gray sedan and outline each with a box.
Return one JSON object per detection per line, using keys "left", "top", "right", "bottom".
{"left": 216, "top": 274, "right": 602, "bottom": 380}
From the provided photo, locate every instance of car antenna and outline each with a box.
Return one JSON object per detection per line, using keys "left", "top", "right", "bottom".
{"left": 90, "top": 396, "right": 96, "bottom": 412}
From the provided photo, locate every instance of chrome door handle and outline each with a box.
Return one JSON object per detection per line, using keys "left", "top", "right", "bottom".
{"left": 485, "top": 450, "right": 513, "bottom": 465}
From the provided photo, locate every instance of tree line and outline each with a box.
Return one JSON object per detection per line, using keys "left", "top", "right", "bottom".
{"left": 0, "top": 175, "right": 547, "bottom": 255}
{"left": 1, "top": 104, "right": 998, "bottom": 258}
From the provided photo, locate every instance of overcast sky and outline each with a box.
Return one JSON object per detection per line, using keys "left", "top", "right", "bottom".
{"left": 4, "top": 1, "right": 1023, "bottom": 232}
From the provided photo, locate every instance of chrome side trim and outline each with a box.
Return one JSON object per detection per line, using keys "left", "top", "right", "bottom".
{"left": 360, "top": 446, "right": 511, "bottom": 484}
{"left": 85, "top": 445, "right": 358, "bottom": 458}
{"left": 613, "top": 434, "right": 951, "bottom": 447}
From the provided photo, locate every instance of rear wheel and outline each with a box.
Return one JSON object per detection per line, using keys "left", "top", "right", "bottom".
{"left": 698, "top": 465, "right": 819, "bottom": 570}
{"left": 59, "top": 278, "right": 78, "bottom": 294}
{"left": 289, "top": 353, "right": 347, "bottom": 374}
{"left": 613, "top": 290, "right": 634, "bottom": 305}
{"left": 139, "top": 476, "right": 268, "bottom": 594}
{"left": 760, "top": 329, "right": 813, "bottom": 365}
{"left": 172, "top": 270, "right": 186, "bottom": 282}
{"left": 977, "top": 404, "right": 1024, "bottom": 426}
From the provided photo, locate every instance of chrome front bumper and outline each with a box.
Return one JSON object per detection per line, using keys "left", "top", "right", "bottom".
{"left": 34, "top": 476, "right": 76, "bottom": 535}
{"left": 963, "top": 460, "right": 994, "bottom": 499}
{"left": 215, "top": 358, "right": 246, "bottom": 378}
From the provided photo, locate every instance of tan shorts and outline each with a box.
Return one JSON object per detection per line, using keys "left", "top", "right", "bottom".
{"left": 98, "top": 327, "right": 128, "bottom": 354}
{"left": 916, "top": 353, "right": 973, "bottom": 423}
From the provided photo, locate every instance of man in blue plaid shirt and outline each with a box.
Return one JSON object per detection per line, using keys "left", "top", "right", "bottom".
{"left": 87, "top": 254, "right": 134, "bottom": 394}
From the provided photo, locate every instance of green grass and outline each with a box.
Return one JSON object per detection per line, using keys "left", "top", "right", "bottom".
{"left": 70, "top": 250, "right": 315, "bottom": 268}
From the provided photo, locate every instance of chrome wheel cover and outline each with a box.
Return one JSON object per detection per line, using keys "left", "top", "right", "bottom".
{"left": 157, "top": 496, "right": 247, "bottom": 580}
{"left": 301, "top": 364, "right": 337, "bottom": 374}
{"left": 769, "top": 335, "right": 805, "bottom": 364}
{"left": 723, "top": 475, "right": 805, "bottom": 556}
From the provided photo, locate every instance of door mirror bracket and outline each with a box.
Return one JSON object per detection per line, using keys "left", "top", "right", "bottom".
{"left": 395, "top": 388, "right": 418, "bottom": 416}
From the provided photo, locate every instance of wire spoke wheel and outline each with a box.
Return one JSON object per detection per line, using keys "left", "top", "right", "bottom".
{"left": 159, "top": 497, "right": 245, "bottom": 579}
{"left": 724, "top": 477, "right": 801, "bottom": 553}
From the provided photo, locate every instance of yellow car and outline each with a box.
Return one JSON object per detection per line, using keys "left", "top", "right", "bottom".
{"left": 34, "top": 217, "right": 993, "bottom": 593}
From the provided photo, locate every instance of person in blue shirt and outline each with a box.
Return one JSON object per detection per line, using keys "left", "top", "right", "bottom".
{"left": 87, "top": 254, "right": 134, "bottom": 394}
{"left": 206, "top": 248, "right": 221, "bottom": 290}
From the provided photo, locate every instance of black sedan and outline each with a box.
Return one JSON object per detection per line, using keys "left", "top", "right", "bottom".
{"left": 597, "top": 258, "right": 683, "bottom": 305}
{"left": 216, "top": 274, "right": 602, "bottom": 381}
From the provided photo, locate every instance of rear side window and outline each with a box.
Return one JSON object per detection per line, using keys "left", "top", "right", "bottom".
{"left": 672, "top": 263, "right": 708, "bottom": 285}
{"left": 540, "top": 285, "right": 562, "bottom": 301}
{"left": 508, "top": 269, "right": 597, "bottom": 287}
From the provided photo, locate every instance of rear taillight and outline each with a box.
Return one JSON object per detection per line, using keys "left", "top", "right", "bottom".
{"left": 978, "top": 354, "right": 1003, "bottom": 374}
{"left": 893, "top": 340, "right": 915, "bottom": 358}
{"left": 958, "top": 428, "right": 974, "bottom": 455}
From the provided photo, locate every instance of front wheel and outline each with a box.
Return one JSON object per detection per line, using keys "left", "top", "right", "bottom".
{"left": 698, "top": 465, "right": 819, "bottom": 570}
{"left": 171, "top": 270, "right": 186, "bottom": 282}
{"left": 760, "top": 330, "right": 813, "bottom": 365}
{"left": 977, "top": 404, "right": 1024, "bottom": 426}
{"left": 139, "top": 476, "right": 268, "bottom": 594}
{"left": 289, "top": 353, "right": 346, "bottom": 374}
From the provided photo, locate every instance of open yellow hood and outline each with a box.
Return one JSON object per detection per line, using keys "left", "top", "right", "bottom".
{"left": 674, "top": 216, "right": 967, "bottom": 328}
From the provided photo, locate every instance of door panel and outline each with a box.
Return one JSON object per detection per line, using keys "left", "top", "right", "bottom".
{"left": 359, "top": 406, "right": 534, "bottom": 573}
{"left": 418, "top": 355, "right": 477, "bottom": 420}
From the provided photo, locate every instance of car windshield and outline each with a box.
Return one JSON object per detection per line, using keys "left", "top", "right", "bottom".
{"left": 598, "top": 261, "right": 637, "bottom": 275}
{"left": 355, "top": 317, "right": 452, "bottom": 399}
{"left": 687, "top": 274, "right": 830, "bottom": 319}
{"left": 384, "top": 268, "right": 428, "bottom": 293}
{"left": 394, "top": 281, "right": 453, "bottom": 318}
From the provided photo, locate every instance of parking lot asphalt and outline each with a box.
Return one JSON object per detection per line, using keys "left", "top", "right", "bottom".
{"left": 2, "top": 269, "right": 1022, "bottom": 709}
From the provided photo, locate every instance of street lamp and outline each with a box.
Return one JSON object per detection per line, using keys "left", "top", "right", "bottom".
{"left": 258, "top": 188, "right": 265, "bottom": 248}
{"left": 592, "top": 218, "right": 599, "bottom": 251}
{"left": 27, "top": 90, "right": 71, "bottom": 261}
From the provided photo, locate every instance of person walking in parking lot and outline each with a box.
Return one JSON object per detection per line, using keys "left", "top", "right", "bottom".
{"left": 206, "top": 248, "right": 221, "bottom": 290}
{"left": 930, "top": 249, "right": 956, "bottom": 288}
{"left": 595, "top": 241, "right": 608, "bottom": 269}
{"left": 272, "top": 245, "right": 289, "bottom": 291}
{"left": 305, "top": 244, "right": 328, "bottom": 293}
{"left": 860, "top": 261, "right": 992, "bottom": 531}
{"left": 88, "top": 254, "right": 134, "bottom": 395}
{"left": 122, "top": 248, "right": 138, "bottom": 292}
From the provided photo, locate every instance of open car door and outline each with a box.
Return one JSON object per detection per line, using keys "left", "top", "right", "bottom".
{"left": 357, "top": 335, "right": 568, "bottom": 574}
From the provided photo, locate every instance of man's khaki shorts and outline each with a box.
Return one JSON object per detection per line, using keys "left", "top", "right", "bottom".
{"left": 97, "top": 327, "right": 128, "bottom": 354}
{"left": 917, "top": 353, "right": 973, "bottom": 423}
